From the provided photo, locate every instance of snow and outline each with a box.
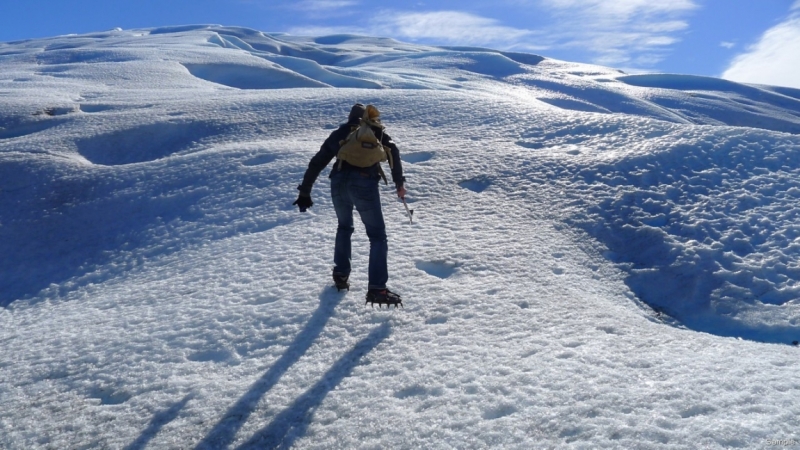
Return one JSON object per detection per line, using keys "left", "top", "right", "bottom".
{"left": 1, "top": 25, "right": 800, "bottom": 449}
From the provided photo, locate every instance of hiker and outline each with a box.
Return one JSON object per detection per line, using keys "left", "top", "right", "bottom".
{"left": 293, "top": 103, "right": 406, "bottom": 307}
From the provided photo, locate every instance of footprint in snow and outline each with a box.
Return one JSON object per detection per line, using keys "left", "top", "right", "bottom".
{"left": 403, "top": 151, "right": 434, "bottom": 164}
{"left": 416, "top": 260, "right": 458, "bottom": 279}
{"left": 241, "top": 153, "right": 277, "bottom": 166}
{"left": 458, "top": 176, "right": 492, "bottom": 193}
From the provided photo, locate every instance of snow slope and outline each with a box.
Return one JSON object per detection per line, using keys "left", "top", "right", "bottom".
{"left": 1, "top": 25, "right": 800, "bottom": 449}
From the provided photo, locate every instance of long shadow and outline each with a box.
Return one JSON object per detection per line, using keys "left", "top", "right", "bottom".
{"left": 124, "top": 393, "right": 194, "bottom": 450}
{"left": 194, "top": 290, "right": 344, "bottom": 450}
{"left": 235, "top": 322, "right": 391, "bottom": 450}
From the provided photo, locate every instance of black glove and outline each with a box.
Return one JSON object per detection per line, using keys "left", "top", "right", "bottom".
{"left": 293, "top": 193, "right": 313, "bottom": 212}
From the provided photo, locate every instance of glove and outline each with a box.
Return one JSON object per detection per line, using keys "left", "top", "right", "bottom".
{"left": 293, "top": 193, "right": 313, "bottom": 212}
{"left": 396, "top": 183, "right": 407, "bottom": 200}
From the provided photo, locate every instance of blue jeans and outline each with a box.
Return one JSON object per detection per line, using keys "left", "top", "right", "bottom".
{"left": 330, "top": 169, "right": 388, "bottom": 290}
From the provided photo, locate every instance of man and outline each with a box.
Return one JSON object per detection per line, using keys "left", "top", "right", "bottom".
{"left": 293, "top": 103, "right": 406, "bottom": 307}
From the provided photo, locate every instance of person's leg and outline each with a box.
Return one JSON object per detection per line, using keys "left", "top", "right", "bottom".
{"left": 349, "top": 173, "right": 388, "bottom": 290}
{"left": 330, "top": 172, "right": 354, "bottom": 277}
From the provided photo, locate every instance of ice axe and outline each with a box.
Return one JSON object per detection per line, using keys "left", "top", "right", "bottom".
{"left": 402, "top": 198, "right": 414, "bottom": 223}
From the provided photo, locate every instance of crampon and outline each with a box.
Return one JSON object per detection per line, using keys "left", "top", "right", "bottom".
{"left": 365, "top": 289, "right": 403, "bottom": 308}
{"left": 333, "top": 273, "right": 350, "bottom": 292}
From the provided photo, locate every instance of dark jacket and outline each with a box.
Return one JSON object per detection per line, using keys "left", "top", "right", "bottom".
{"left": 298, "top": 119, "right": 405, "bottom": 195}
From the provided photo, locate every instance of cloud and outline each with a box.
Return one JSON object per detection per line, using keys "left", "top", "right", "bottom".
{"left": 291, "top": 10, "right": 539, "bottom": 50}
{"left": 722, "top": 13, "right": 800, "bottom": 89}
{"left": 288, "top": 0, "right": 361, "bottom": 19}
{"left": 541, "top": 0, "right": 696, "bottom": 19}
{"left": 285, "top": 1, "right": 696, "bottom": 69}
{"left": 535, "top": 0, "right": 698, "bottom": 66}
{"left": 293, "top": 0, "right": 359, "bottom": 10}
{"left": 720, "top": 41, "right": 735, "bottom": 49}
{"left": 387, "top": 11, "right": 536, "bottom": 47}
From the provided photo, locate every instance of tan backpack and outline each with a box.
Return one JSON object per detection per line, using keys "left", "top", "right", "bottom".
{"left": 337, "top": 104, "right": 393, "bottom": 182}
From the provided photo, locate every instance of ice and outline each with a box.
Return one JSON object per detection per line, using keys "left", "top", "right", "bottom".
{"left": 1, "top": 25, "right": 800, "bottom": 449}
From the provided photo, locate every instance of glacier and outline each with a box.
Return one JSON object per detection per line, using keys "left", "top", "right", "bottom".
{"left": 1, "top": 25, "right": 800, "bottom": 449}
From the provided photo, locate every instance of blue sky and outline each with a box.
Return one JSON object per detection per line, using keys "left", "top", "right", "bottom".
{"left": 3, "top": 0, "right": 799, "bottom": 87}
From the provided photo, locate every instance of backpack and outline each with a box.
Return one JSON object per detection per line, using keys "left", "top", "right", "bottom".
{"left": 336, "top": 104, "right": 394, "bottom": 183}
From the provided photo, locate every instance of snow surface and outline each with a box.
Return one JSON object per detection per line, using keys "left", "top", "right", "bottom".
{"left": 2, "top": 25, "right": 800, "bottom": 449}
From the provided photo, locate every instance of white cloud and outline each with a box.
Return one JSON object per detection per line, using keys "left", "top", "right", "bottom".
{"left": 536, "top": 0, "right": 698, "bottom": 66}
{"left": 293, "top": 0, "right": 359, "bottom": 10}
{"left": 722, "top": 14, "right": 800, "bottom": 89}
{"left": 291, "top": 10, "right": 540, "bottom": 50}
{"left": 288, "top": 0, "right": 361, "bottom": 19}
{"left": 284, "top": 1, "right": 696, "bottom": 69}
{"left": 722, "top": 14, "right": 800, "bottom": 88}
{"left": 542, "top": 0, "right": 696, "bottom": 19}
{"left": 720, "top": 41, "right": 735, "bottom": 49}
{"left": 387, "top": 11, "right": 536, "bottom": 47}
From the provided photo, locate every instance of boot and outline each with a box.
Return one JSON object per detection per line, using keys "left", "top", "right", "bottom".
{"left": 365, "top": 288, "right": 402, "bottom": 308}
{"left": 333, "top": 272, "right": 350, "bottom": 291}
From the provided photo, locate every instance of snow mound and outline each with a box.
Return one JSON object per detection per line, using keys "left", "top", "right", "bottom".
{"left": 3, "top": 24, "right": 799, "bottom": 133}
{"left": 568, "top": 127, "right": 800, "bottom": 343}
{"left": 617, "top": 74, "right": 800, "bottom": 134}
{"left": 183, "top": 62, "right": 329, "bottom": 89}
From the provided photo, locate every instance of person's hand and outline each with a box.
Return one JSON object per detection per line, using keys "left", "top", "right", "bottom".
{"left": 293, "top": 193, "right": 313, "bottom": 212}
{"left": 396, "top": 184, "right": 407, "bottom": 200}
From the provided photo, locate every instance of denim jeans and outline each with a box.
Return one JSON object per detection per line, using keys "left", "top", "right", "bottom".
{"left": 330, "top": 169, "right": 388, "bottom": 290}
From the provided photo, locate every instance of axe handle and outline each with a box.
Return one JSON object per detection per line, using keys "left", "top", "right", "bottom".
{"left": 402, "top": 198, "right": 414, "bottom": 223}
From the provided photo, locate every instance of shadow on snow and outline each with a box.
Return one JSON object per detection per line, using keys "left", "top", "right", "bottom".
{"left": 194, "top": 290, "right": 390, "bottom": 449}
{"left": 124, "top": 393, "right": 195, "bottom": 450}
{"left": 235, "top": 323, "right": 391, "bottom": 449}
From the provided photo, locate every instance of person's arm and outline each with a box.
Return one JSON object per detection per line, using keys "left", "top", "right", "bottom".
{"left": 381, "top": 131, "right": 406, "bottom": 196}
{"left": 294, "top": 125, "right": 347, "bottom": 211}
{"left": 298, "top": 126, "right": 347, "bottom": 195}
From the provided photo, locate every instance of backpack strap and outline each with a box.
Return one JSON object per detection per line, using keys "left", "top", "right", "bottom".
{"left": 337, "top": 124, "right": 360, "bottom": 171}
{"left": 378, "top": 128, "right": 394, "bottom": 170}
{"left": 375, "top": 128, "right": 392, "bottom": 183}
